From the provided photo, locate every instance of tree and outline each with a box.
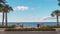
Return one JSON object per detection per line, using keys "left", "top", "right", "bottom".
{"left": 51, "top": 10, "right": 60, "bottom": 26}
{"left": 58, "top": 0, "right": 60, "bottom": 6}
{"left": 0, "top": 0, "right": 13, "bottom": 26}
{"left": 0, "top": 0, "right": 6, "bottom": 3}
{"left": 0, "top": 0, "right": 6, "bottom": 26}
{"left": 2, "top": 4, "right": 13, "bottom": 26}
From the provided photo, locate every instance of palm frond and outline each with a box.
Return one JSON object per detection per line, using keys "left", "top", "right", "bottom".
{"left": 0, "top": 0, "right": 6, "bottom": 4}
{"left": 2, "top": 4, "right": 13, "bottom": 12}
{"left": 9, "top": 7, "right": 13, "bottom": 11}
{"left": 51, "top": 13, "right": 54, "bottom": 17}
{"left": 51, "top": 10, "right": 60, "bottom": 17}
{"left": 58, "top": 3, "right": 60, "bottom": 6}
{"left": 58, "top": 0, "right": 60, "bottom": 1}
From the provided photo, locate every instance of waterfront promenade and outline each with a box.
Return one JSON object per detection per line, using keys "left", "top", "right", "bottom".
{"left": 0, "top": 28, "right": 60, "bottom": 34}
{"left": 0, "top": 31, "right": 57, "bottom": 34}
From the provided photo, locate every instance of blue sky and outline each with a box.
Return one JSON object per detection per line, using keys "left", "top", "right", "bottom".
{"left": 0, "top": 0, "right": 60, "bottom": 22}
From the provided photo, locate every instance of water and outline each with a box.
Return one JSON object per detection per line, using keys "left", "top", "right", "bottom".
{"left": 0, "top": 22, "right": 60, "bottom": 28}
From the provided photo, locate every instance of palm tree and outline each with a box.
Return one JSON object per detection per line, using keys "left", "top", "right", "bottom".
{"left": 0, "top": 4, "right": 4, "bottom": 26}
{"left": 51, "top": 10, "right": 60, "bottom": 26}
{"left": 0, "top": 0, "right": 13, "bottom": 26}
{"left": 2, "top": 4, "right": 13, "bottom": 26}
{"left": 0, "top": 0, "right": 6, "bottom": 26}
{"left": 0, "top": 0, "right": 6, "bottom": 4}
{"left": 58, "top": 0, "right": 60, "bottom": 6}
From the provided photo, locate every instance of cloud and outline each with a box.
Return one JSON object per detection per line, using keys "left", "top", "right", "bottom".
{"left": 0, "top": 13, "right": 2, "bottom": 15}
{"left": 13, "top": 6, "right": 36, "bottom": 11}
{"left": 42, "top": 16, "right": 56, "bottom": 20}
{"left": 13, "top": 6, "right": 29, "bottom": 11}
{"left": 39, "top": 16, "right": 55, "bottom": 22}
{"left": 7, "top": 15, "right": 60, "bottom": 22}
{"left": 8, "top": 15, "right": 57, "bottom": 22}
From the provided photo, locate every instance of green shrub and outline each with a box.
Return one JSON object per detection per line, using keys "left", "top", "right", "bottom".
{"left": 46, "top": 26, "right": 60, "bottom": 28}
{"left": 5, "top": 28, "right": 56, "bottom": 31}
{"left": 0, "top": 25, "right": 15, "bottom": 28}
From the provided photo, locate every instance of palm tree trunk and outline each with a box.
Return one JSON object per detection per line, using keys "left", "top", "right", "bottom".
{"left": 5, "top": 12, "right": 7, "bottom": 26}
{"left": 2, "top": 12, "right": 4, "bottom": 26}
{"left": 57, "top": 15, "right": 59, "bottom": 26}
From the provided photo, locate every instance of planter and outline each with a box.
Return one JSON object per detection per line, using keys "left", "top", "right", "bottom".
{"left": 5, "top": 28, "right": 56, "bottom": 31}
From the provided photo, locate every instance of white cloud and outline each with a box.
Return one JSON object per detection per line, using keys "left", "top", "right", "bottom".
{"left": 14, "top": 6, "right": 29, "bottom": 11}
{"left": 8, "top": 16, "right": 57, "bottom": 22}
{"left": 4, "top": 14, "right": 60, "bottom": 22}
{"left": 13, "top": 6, "right": 36, "bottom": 11}
{"left": 0, "top": 13, "right": 2, "bottom": 15}
{"left": 42, "top": 16, "right": 56, "bottom": 20}
{"left": 39, "top": 16, "right": 57, "bottom": 22}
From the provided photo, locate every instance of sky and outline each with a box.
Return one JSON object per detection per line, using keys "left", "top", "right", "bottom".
{"left": 0, "top": 0, "right": 60, "bottom": 22}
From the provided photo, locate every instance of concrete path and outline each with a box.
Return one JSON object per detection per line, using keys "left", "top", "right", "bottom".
{"left": 0, "top": 28, "right": 5, "bottom": 34}
{"left": 4, "top": 31, "right": 57, "bottom": 34}
{"left": 0, "top": 28, "right": 60, "bottom": 34}
{"left": 55, "top": 28, "right": 60, "bottom": 34}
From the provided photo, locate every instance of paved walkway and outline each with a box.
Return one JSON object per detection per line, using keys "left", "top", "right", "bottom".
{"left": 0, "top": 31, "right": 58, "bottom": 34}
{"left": 54, "top": 28, "right": 60, "bottom": 34}
{"left": 4, "top": 31, "right": 57, "bottom": 34}
{"left": 0, "top": 28, "right": 60, "bottom": 34}
{"left": 0, "top": 28, "right": 5, "bottom": 34}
